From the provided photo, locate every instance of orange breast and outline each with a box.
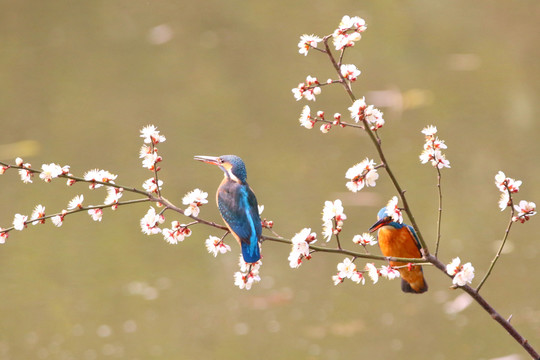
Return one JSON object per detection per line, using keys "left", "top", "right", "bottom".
{"left": 378, "top": 225, "right": 426, "bottom": 292}
{"left": 377, "top": 225, "right": 422, "bottom": 265}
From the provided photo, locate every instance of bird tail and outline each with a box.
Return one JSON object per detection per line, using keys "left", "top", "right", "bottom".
{"left": 241, "top": 239, "right": 261, "bottom": 263}
{"left": 401, "top": 277, "right": 428, "bottom": 294}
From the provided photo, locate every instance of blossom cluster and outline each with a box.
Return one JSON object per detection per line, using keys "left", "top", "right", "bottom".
{"left": 30, "top": 205, "right": 46, "bottom": 225}
{"left": 298, "top": 105, "right": 346, "bottom": 133}
{"left": 8, "top": 192, "right": 103, "bottom": 234}
{"left": 348, "top": 97, "right": 385, "bottom": 131}
{"left": 18, "top": 159, "right": 116, "bottom": 189}
{"left": 16, "top": 157, "right": 33, "bottom": 183}
{"left": 140, "top": 124, "right": 166, "bottom": 145}
{"left": 332, "top": 259, "right": 399, "bottom": 286}
{"left": 51, "top": 210, "right": 68, "bottom": 227}
{"left": 11, "top": 158, "right": 73, "bottom": 185}
{"left": 142, "top": 178, "right": 163, "bottom": 194}
{"left": 340, "top": 64, "right": 361, "bottom": 82}
{"left": 105, "top": 186, "right": 123, "bottom": 209}
{"left": 494, "top": 171, "right": 536, "bottom": 222}
{"left": 446, "top": 257, "right": 475, "bottom": 287}
{"left": 140, "top": 207, "right": 165, "bottom": 235}
{"left": 293, "top": 15, "right": 373, "bottom": 132}
{"left": 296, "top": 15, "right": 367, "bottom": 56}
{"left": 512, "top": 200, "right": 537, "bottom": 223}
{"left": 321, "top": 200, "right": 347, "bottom": 242}
{"left": 140, "top": 125, "right": 165, "bottom": 172}
{"left": 332, "top": 15, "right": 367, "bottom": 50}
{"left": 345, "top": 158, "right": 379, "bottom": 192}
{"left": 297, "top": 34, "right": 322, "bottom": 56}
{"left": 205, "top": 235, "right": 232, "bottom": 257}
{"left": 331, "top": 234, "right": 383, "bottom": 285}
{"left": 333, "top": 258, "right": 364, "bottom": 284}
{"left": 162, "top": 220, "right": 192, "bottom": 244}
{"left": 182, "top": 188, "right": 208, "bottom": 217}
{"left": 288, "top": 228, "right": 317, "bottom": 268}
{"left": 352, "top": 232, "right": 377, "bottom": 247}
{"left": 40, "top": 163, "right": 68, "bottom": 183}
{"left": 84, "top": 169, "right": 117, "bottom": 189}
{"left": 136, "top": 126, "right": 209, "bottom": 242}
{"left": 1, "top": 152, "right": 125, "bottom": 234}
{"left": 419, "top": 125, "right": 450, "bottom": 169}
{"left": 292, "top": 75, "right": 322, "bottom": 102}
{"left": 234, "top": 257, "right": 262, "bottom": 290}
{"left": 139, "top": 187, "right": 208, "bottom": 241}
{"left": 88, "top": 208, "right": 103, "bottom": 222}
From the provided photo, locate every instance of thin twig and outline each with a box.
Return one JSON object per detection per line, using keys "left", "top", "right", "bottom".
{"left": 322, "top": 36, "right": 356, "bottom": 102}
{"left": 0, "top": 161, "right": 151, "bottom": 198}
{"left": 1, "top": 198, "right": 151, "bottom": 233}
{"left": 334, "top": 218, "right": 343, "bottom": 250}
{"left": 263, "top": 234, "right": 428, "bottom": 263}
{"left": 151, "top": 142, "right": 163, "bottom": 198}
{"left": 316, "top": 117, "right": 364, "bottom": 129}
{"left": 476, "top": 196, "right": 515, "bottom": 292}
{"left": 338, "top": 48, "right": 346, "bottom": 67}
{"left": 435, "top": 167, "right": 443, "bottom": 257}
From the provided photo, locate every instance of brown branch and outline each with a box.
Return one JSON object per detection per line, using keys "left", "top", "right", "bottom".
{"left": 262, "top": 234, "right": 428, "bottom": 263}
{"left": 315, "top": 34, "right": 538, "bottom": 358}
{"left": 319, "top": 38, "right": 430, "bottom": 256}
{"left": 322, "top": 35, "right": 356, "bottom": 103}
{"left": 427, "top": 254, "right": 539, "bottom": 359}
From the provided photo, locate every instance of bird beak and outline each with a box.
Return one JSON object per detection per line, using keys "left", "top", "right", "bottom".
{"left": 368, "top": 216, "right": 391, "bottom": 233}
{"left": 194, "top": 155, "right": 220, "bottom": 166}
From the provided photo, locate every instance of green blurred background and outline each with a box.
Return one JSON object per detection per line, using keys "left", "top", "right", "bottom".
{"left": 1, "top": 1, "right": 539, "bottom": 359}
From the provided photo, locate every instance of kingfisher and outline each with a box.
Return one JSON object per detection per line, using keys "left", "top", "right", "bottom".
{"left": 194, "top": 155, "right": 262, "bottom": 263}
{"left": 369, "top": 207, "right": 428, "bottom": 294}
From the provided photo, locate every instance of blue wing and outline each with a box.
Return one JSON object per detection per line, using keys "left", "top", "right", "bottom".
{"left": 218, "top": 181, "right": 262, "bottom": 263}
{"left": 405, "top": 225, "right": 422, "bottom": 252}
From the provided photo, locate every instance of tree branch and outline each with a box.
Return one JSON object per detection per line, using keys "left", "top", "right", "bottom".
{"left": 435, "top": 167, "right": 443, "bottom": 257}
{"left": 427, "top": 254, "right": 539, "bottom": 359}
{"left": 475, "top": 206, "right": 515, "bottom": 292}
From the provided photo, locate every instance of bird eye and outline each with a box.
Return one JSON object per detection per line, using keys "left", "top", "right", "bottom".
{"left": 218, "top": 158, "right": 224, "bottom": 164}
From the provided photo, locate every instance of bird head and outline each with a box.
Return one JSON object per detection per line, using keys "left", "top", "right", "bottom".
{"left": 369, "top": 207, "right": 402, "bottom": 232}
{"left": 194, "top": 155, "right": 248, "bottom": 184}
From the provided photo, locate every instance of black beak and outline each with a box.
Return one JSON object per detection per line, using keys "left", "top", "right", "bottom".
{"left": 369, "top": 216, "right": 391, "bottom": 233}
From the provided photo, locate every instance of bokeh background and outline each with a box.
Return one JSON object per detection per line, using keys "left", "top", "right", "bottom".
{"left": 1, "top": 1, "right": 539, "bottom": 359}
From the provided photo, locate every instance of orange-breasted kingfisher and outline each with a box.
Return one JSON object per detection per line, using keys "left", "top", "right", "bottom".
{"left": 194, "top": 155, "right": 262, "bottom": 263}
{"left": 369, "top": 207, "right": 428, "bottom": 294}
